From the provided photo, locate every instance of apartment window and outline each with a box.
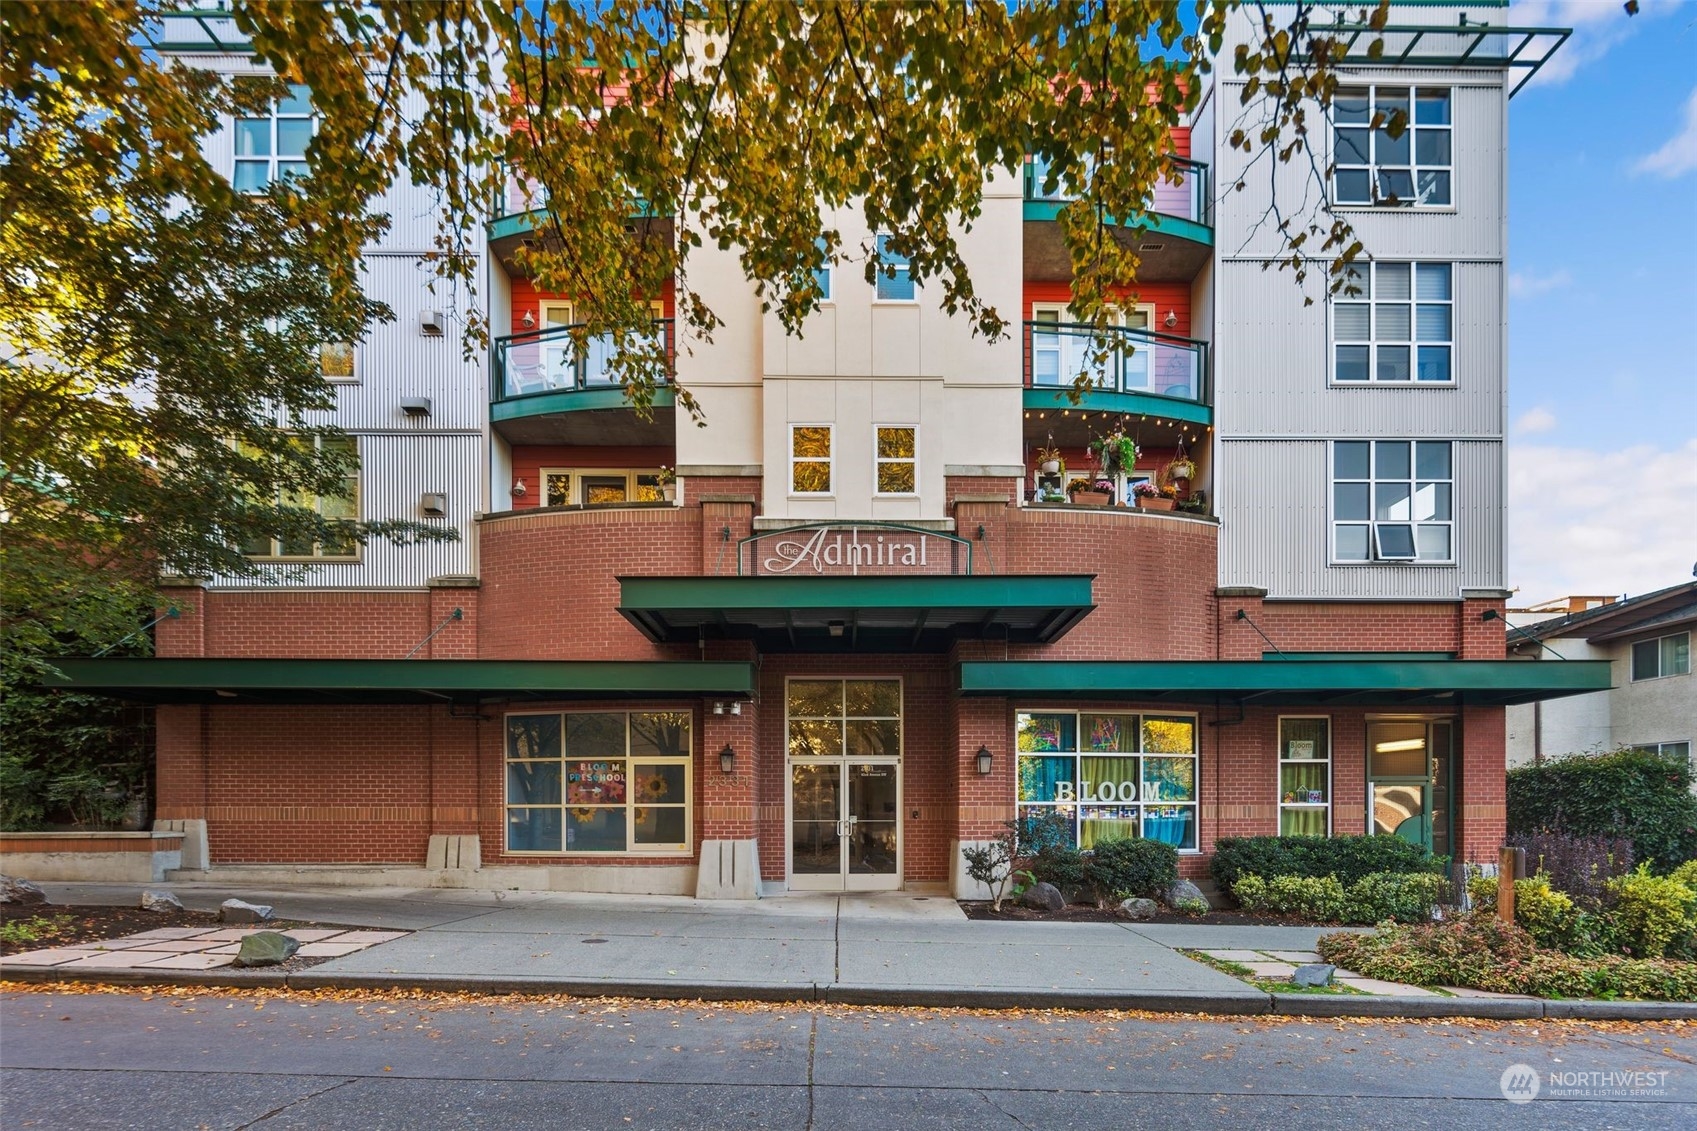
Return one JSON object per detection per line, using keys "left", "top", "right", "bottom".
{"left": 791, "top": 425, "right": 833, "bottom": 494}
{"left": 1333, "top": 262, "right": 1453, "bottom": 383}
{"left": 1631, "top": 632, "right": 1690, "bottom": 681}
{"left": 233, "top": 83, "right": 313, "bottom": 192}
{"left": 1630, "top": 741, "right": 1693, "bottom": 768}
{"left": 1279, "top": 718, "right": 1331, "bottom": 836}
{"left": 1334, "top": 86, "right": 1451, "bottom": 207}
{"left": 319, "top": 342, "right": 356, "bottom": 382}
{"left": 873, "top": 235, "right": 916, "bottom": 302}
{"left": 1332, "top": 440, "right": 1453, "bottom": 563}
{"left": 875, "top": 426, "right": 917, "bottom": 495}
{"left": 540, "top": 468, "right": 664, "bottom": 507}
{"left": 505, "top": 711, "right": 692, "bottom": 854}
{"left": 242, "top": 434, "right": 359, "bottom": 559}
{"left": 1016, "top": 712, "right": 1198, "bottom": 852}
{"left": 812, "top": 236, "right": 833, "bottom": 301}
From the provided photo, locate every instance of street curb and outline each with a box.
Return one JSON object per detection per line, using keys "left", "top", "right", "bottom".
{"left": 825, "top": 984, "right": 1273, "bottom": 1014}
{"left": 1270, "top": 993, "right": 1544, "bottom": 1020}
{"left": 8, "top": 966, "right": 1692, "bottom": 1020}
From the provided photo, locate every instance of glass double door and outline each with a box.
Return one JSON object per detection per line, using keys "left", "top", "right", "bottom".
{"left": 789, "top": 760, "right": 901, "bottom": 891}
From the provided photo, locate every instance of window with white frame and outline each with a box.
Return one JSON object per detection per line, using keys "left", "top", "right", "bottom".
{"left": 1016, "top": 711, "right": 1198, "bottom": 851}
{"left": 233, "top": 83, "right": 313, "bottom": 192}
{"left": 1332, "top": 440, "right": 1453, "bottom": 563}
{"left": 319, "top": 342, "right": 356, "bottom": 382}
{"left": 1333, "top": 262, "right": 1453, "bottom": 383}
{"left": 1278, "top": 718, "right": 1331, "bottom": 836}
{"left": 875, "top": 426, "right": 917, "bottom": 495}
{"left": 504, "top": 711, "right": 691, "bottom": 854}
{"left": 540, "top": 468, "right": 665, "bottom": 507}
{"left": 241, "top": 434, "right": 359, "bottom": 560}
{"left": 1333, "top": 86, "right": 1452, "bottom": 207}
{"left": 1630, "top": 740, "right": 1693, "bottom": 768}
{"left": 873, "top": 234, "right": 916, "bottom": 301}
{"left": 1631, "top": 632, "right": 1690, "bottom": 681}
{"left": 790, "top": 425, "right": 832, "bottom": 494}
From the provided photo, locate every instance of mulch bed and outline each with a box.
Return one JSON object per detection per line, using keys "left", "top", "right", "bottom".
{"left": 959, "top": 902, "right": 1325, "bottom": 927}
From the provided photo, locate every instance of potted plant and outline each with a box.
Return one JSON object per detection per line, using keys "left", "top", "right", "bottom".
{"left": 655, "top": 466, "right": 677, "bottom": 503}
{"left": 1133, "top": 481, "right": 1174, "bottom": 511}
{"left": 1036, "top": 444, "right": 1063, "bottom": 476}
{"left": 1070, "top": 476, "right": 1112, "bottom": 506}
{"left": 1088, "top": 429, "right": 1139, "bottom": 481}
{"left": 1165, "top": 454, "right": 1196, "bottom": 483}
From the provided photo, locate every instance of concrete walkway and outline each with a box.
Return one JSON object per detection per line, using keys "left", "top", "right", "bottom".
{"left": 7, "top": 880, "right": 1693, "bottom": 1021}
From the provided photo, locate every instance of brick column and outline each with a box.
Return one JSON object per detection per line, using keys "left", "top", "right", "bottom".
{"left": 951, "top": 494, "right": 1013, "bottom": 576}
{"left": 1215, "top": 587, "right": 1269, "bottom": 660}
{"left": 1460, "top": 588, "right": 1512, "bottom": 659}
{"left": 155, "top": 583, "right": 206, "bottom": 657}
{"left": 695, "top": 639, "right": 760, "bottom": 896}
{"left": 1454, "top": 705, "right": 1508, "bottom": 867}
{"left": 698, "top": 491, "right": 757, "bottom": 577}
{"left": 426, "top": 577, "right": 480, "bottom": 658}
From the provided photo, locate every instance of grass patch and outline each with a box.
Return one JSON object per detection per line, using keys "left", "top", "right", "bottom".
{"left": 1182, "top": 948, "right": 1365, "bottom": 995}
{"left": 0, "top": 913, "right": 75, "bottom": 947}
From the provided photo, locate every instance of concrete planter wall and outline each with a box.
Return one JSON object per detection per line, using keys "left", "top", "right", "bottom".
{"left": 0, "top": 831, "right": 184, "bottom": 883}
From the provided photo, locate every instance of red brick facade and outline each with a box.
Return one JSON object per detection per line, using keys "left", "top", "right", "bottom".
{"left": 153, "top": 474, "right": 1510, "bottom": 885}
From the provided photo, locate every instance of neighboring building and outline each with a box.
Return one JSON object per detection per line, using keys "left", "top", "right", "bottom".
{"left": 1505, "top": 581, "right": 1696, "bottom": 785}
{"left": 56, "top": 4, "right": 1602, "bottom": 898}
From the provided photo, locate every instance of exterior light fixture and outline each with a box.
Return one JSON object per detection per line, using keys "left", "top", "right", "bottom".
{"left": 521, "top": 310, "right": 536, "bottom": 329}
{"left": 827, "top": 621, "right": 845, "bottom": 638}
{"left": 713, "top": 702, "right": 725, "bottom": 715}
{"left": 510, "top": 479, "right": 527, "bottom": 497}
{"left": 1164, "top": 310, "right": 1178, "bottom": 329}
{"left": 730, "top": 701, "right": 742, "bottom": 716}
{"left": 719, "top": 743, "right": 736, "bottom": 773}
{"left": 975, "top": 745, "right": 994, "bottom": 776}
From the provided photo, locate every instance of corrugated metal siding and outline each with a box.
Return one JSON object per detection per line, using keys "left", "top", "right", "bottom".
{"left": 305, "top": 256, "right": 488, "bottom": 433}
{"left": 1217, "top": 438, "right": 1501, "bottom": 597}
{"left": 1213, "top": 261, "right": 1503, "bottom": 437}
{"left": 206, "top": 433, "right": 479, "bottom": 590}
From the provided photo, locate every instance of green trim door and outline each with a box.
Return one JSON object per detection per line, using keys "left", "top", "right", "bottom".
{"left": 1366, "top": 719, "right": 1452, "bottom": 854}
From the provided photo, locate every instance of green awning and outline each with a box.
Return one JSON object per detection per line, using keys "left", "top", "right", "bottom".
{"left": 619, "top": 575, "right": 1095, "bottom": 652}
{"left": 958, "top": 659, "right": 1613, "bottom": 708}
{"left": 41, "top": 658, "right": 755, "bottom": 706}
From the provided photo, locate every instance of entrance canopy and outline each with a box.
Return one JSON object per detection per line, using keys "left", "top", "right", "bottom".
{"left": 618, "top": 575, "right": 1095, "bottom": 652}
{"left": 958, "top": 659, "right": 1613, "bottom": 708}
{"left": 41, "top": 658, "right": 756, "bottom": 706}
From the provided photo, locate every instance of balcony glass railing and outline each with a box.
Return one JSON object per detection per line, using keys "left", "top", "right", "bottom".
{"left": 493, "top": 320, "right": 675, "bottom": 402}
{"left": 1023, "top": 320, "right": 1209, "bottom": 405}
{"left": 1024, "top": 155, "right": 1211, "bottom": 227}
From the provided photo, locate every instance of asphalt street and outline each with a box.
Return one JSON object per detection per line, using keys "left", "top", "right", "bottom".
{"left": 2, "top": 988, "right": 1692, "bottom": 1130}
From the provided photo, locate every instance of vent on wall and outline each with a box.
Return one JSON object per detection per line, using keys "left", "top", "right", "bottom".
{"left": 419, "top": 310, "right": 446, "bottom": 336}
{"left": 419, "top": 492, "right": 448, "bottom": 517}
{"left": 401, "top": 397, "right": 432, "bottom": 417}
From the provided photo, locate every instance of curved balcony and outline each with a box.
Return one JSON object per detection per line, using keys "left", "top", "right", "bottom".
{"left": 491, "top": 320, "right": 675, "bottom": 445}
{"left": 1022, "top": 320, "right": 1211, "bottom": 433}
{"left": 1023, "top": 156, "right": 1212, "bottom": 283}
{"left": 487, "top": 168, "right": 673, "bottom": 279}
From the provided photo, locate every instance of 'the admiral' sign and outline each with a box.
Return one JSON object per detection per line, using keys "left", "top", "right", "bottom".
{"left": 744, "top": 525, "right": 966, "bottom": 576}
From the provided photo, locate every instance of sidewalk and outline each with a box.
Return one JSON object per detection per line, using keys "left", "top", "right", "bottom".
{"left": 5, "top": 880, "right": 1692, "bottom": 1021}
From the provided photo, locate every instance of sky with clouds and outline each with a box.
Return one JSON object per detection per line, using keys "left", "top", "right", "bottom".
{"left": 1502, "top": 0, "right": 1697, "bottom": 605}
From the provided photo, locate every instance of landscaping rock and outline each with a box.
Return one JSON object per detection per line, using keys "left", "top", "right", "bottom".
{"left": 232, "top": 931, "right": 299, "bottom": 968}
{"left": 0, "top": 875, "right": 47, "bottom": 905}
{"left": 220, "top": 898, "right": 274, "bottom": 923}
{"left": 1021, "top": 882, "right": 1065, "bottom": 912}
{"left": 1119, "top": 897, "right": 1159, "bottom": 921}
{"left": 1163, "top": 879, "right": 1209, "bottom": 910}
{"left": 1292, "top": 963, "right": 1335, "bottom": 988}
{"left": 140, "top": 890, "right": 184, "bottom": 912}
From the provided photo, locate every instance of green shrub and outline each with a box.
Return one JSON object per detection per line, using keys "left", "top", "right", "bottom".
{"left": 1670, "top": 860, "right": 1697, "bottom": 890}
{"left": 1508, "top": 748, "right": 1697, "bottom": 871}
{"left": 1342, "top": 871, "right": 1448, "bottom": 925}
{"left": 1015, "top": 808, "right": 1074, "bottom": 857}
{"left": 1509, "top": 875, "right": 1577, "bottom": 950}
{"left": 1608, "top": 865, "right": 1697, "bottom": 959}
{"left": 1211, "top": 835, "right": 1437, "bottom": 893}
{"left": 1232, "top": 873, "right": 1346, "bottom": 921}
{"left": 1172, "top": 896, "right": 1210, "bottom": 915}
{"left": 1085, "top": 837, "right": 1178, "bottom": 903}
{"left": 1317, "top": 913, "right": 1697, "bottom": 1001}
{"left": 1029, "top": 845, "right": 1088, "bottom": 897}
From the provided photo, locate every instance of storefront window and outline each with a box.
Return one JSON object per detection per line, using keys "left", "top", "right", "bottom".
{"left": 1016, "top": 711, "right": 1198, "bottom": 851}
{"left": 1278, "top": 717, "right": 1331, "bottom": 836}
{"left": 505, "top": 710, "right": 691, "bottom": 854}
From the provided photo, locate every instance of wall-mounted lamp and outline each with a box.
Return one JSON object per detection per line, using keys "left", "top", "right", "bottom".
{"left": 1163, "top": 310, "right": 1178, "bottom": 329}
{"left": 510, "top": 479, "right": 527, "bottom": 498}
{"left": 975, "top": 745, "right": 994, "bottom": 776}
{"left": 521, "top": 310, "right": 536, "bottom": 329}
{"left": 719, "top": 743, "right": 736, "bottom": 774}
{"left": 712, "top": 701, "right": 744, "bottom": 716}
{"left": 827, "top": 621, "right": 846, "bottom": 638}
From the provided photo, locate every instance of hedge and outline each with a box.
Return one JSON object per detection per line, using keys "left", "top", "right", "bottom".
{"left": 1507, "top": 748, "right": 1697, "bottom": 871}
{"left": 1211, "top": 834, "right": 1438, "bottom": 892}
